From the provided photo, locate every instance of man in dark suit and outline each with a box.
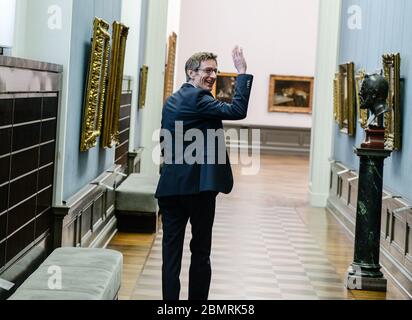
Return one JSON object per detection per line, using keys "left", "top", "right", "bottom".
{"left": 155, "top": 46, "right": 253, "bottom": 300}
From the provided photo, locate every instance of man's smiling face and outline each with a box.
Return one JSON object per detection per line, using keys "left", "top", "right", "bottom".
{"left": 190, "top": 59, "right": 218, "bottom": 91}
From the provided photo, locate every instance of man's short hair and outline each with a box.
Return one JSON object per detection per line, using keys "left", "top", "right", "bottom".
{"left": 185, "top": 52, "right": 218, "bottom": 82}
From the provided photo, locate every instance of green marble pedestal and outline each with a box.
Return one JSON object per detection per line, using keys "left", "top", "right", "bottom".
{"left": 345, "top": 148, "right": 392, "bottom": 292}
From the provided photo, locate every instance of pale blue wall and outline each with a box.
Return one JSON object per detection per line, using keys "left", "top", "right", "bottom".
{"left": 334, "top": 0, "right": 412, "bottom": 201}
{"left": 13, "top": 0, "right": 73, "bottom": 65}
{"left": 63, "top": 0, "right": 122, "bottom": 200}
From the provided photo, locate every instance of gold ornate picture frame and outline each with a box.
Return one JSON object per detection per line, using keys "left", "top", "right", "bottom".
{"left": 163, "top": 32, "right": 177, "bottom": 103}
{"left": 355, "top": 69, "right": 368, "bottom": 128}
{"left": 102, "top": 21, "right": 129, "bottom": 148}
{"left": 337, "top": 62, "right": 356, "bottom": 136}
{"left": 268, "top": 75, "right": 314, "bottom": 114}
{"left": 382, "top": 53, "right": 401, "bottom": 151}
{"left": 138, "top": 65, "right": 149, "bottom": 109}
{"left": 80, "top": 17, "right": 111, "bottom": 152}
{"left": 333, "top": 72, "right": 343, "bottom": 128}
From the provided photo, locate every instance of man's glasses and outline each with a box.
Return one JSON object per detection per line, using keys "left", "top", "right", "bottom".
{"left": 197, "top": 68, "right": 219, "bottom": 75}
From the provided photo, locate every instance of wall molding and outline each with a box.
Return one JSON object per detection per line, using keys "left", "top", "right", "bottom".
{"left": 53, "top": 165, "right": 126, "bottom": 249}
{"left": 223, "top": 123, "right": 311, "bottom": 155}
{"left": 327, "top": 160, "right": 412, "bottom": 298}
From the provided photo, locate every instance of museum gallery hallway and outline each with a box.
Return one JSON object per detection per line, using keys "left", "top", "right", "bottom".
{"left": 108, "top": 154, "right": 409, "bottom": 300}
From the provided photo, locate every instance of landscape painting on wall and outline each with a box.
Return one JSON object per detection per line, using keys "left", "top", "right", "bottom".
{"left": 268, "top": 75, "right": 314, "bottom": 114}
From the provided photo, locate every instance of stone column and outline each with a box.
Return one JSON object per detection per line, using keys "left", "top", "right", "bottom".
{"left": 345, "top": 148, "right": 392, "bottom": 291}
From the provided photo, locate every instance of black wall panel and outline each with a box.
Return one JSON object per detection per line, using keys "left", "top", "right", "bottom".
{"left": 0, "top": 99, "right": 13, "bottom": 126}
{"left": 0, "top": 95, "right": 58, "bottom": 270}
{"left": 115, "top": 92, "right": 132, "bottom": 168}
{"left": 14, "top": 98, "right": 42, "bottom": 124}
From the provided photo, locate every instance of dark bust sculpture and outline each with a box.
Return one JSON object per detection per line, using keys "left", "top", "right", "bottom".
{"left": 347, "top": 72, "right": 393, "bottom": 292}
{"left": 359, "top": 73, "right": 390, "bottom": 149}
{"left": 359, "top": 73, "right": 389, "bottom": 128}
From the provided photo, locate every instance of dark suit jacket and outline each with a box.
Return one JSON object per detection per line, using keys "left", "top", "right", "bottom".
{"left": 155, "top": 74, "right": 253, "bottom": 198}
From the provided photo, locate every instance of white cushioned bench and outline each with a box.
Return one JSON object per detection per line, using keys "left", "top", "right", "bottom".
{"left": 8, "top": 247, "right": 123, "bottom": 300}
{"left": 115, "top": 173, "right": 160, "bottom": 233}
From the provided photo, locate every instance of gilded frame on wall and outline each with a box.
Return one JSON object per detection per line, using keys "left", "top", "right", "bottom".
{"left": 382, "top": 53, "right": 401, "bottom": 151}
{"left": 163, "top": 32, "right": 177, "bottom": 103}
{"left": 355, "top": 69, "right": 368, "bottom": 128}
{"left": 212, "top": 72, "right": 238, "bottom": 103}
{"left": 337, "top": 62, "right": 356, "bottom": 136}
{"left": 80, "top": 17, "right": 111, "bottom": 152}
{"left": 268, "top": 75, "right": 314, "bottom": 114}
{"left": 102, "top": 21, "right": 129, "bottom": 148}
{"left": 333, "top": 72, "right": 343, "bottom": 128}
{"left": 138, "top": 65, "right": 149, "bottom": 109}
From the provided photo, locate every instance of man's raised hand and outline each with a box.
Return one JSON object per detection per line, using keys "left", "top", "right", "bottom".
{"left": 232, "top": 46, "right": 247, "bottom": 74}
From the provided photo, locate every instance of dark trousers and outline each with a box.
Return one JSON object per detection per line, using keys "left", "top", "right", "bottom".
{"left": 158, "top": 191, "right": 218, "bottom": 300}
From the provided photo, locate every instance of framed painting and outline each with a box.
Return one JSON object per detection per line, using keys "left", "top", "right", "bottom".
{"left": 212, "top": 72, "right": 238, "bottom": 103}
{"left": 333, "top": 72, "right": 343, "bottom": 128}
{"left": 102, "top": 21, "right": 129, "bottom": 149}
{"left": 382, "top": 53, "right": 401, "bottom": 151}
{"left": 138, "top": 65, "right": 149, "bottom": 109}
{"left": 338, "top": 62, "right": 356, "bottom": 136}
{"left": 80, "top": 17, "right": 111, "bottom": 152}
{"left": 268, "top": 75, "right": 314, "bottom": 114}
{"left": 355, "top": 69, "right": 368, "bottom": 129}
{"left": 163, "top": 32, "right": 177, "bottom": 103}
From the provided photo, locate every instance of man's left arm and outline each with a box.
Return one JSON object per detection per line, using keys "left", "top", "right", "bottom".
{"left": 196, "top": 74, "right": 254, "bottom": 120}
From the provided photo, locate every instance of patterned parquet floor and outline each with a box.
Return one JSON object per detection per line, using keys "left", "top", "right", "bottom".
{"left": 108, "top": 154, "right": 410, "bottom": 300}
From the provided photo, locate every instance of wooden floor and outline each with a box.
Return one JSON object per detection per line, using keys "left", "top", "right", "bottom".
{"left": 107, "top": 154, "right": 410, "bottom": 300}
